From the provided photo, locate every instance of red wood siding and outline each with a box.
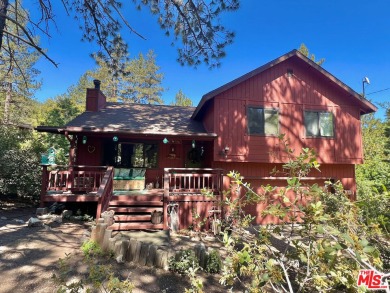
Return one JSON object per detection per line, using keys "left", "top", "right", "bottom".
{"left": 202, "top": 100, "right": 215, "bottom": 133}
{"left": 213, "top": 161, "right": 356, "bottom": 224}
{"left": 76, "top": 137, "right": 103, "bottom": 166}
{"left": 210, "top": 58, "right": 363, "bottom": 165}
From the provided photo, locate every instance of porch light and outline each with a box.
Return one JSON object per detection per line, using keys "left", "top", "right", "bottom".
{"left": 113, "top": 136, "right": 118, "bottom": 142}
{"left": 222, "top": 146, "right": 230, "bottom": 159}
{"left": 82, "top": 136, "right": 87, "bottom": 144}
{"left": 192, "top": 140, "right": 196, "bottom": 149}
{"left": 163, "top": 137, "right": 169, "bottom": 144}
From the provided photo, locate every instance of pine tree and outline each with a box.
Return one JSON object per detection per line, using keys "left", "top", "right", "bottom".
{"left": 89, "top": 50, "right": 164, "bottom": 104}
{"left": 171, "top": 90, "right": 193, "bottom": 106}
{"left": 298, "top": 43, "right": 325, "bottom": 66}
{"left": 0, "top": 1, "right": 239, "bottom": 69}
{"left": 0, "top": 3, "right": 41, "bottom": 125}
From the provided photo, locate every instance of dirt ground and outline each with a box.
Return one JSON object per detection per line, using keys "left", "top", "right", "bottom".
{"left": 0, "top": 198, "right": 236, "bottom": 293}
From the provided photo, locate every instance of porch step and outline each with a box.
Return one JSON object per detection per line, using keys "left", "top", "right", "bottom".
{"left": 108, "top": 222, "right": 164, "bottom": 231}
{"left": 114, "top": 214, "right": 152, "bottom": 222}
{"left": 111, "top": 195, "right": 162, "bottom": 202}
{"left": 109, "top": 200, "right": 163, "bottom": 207}
{"left": 108, "top": 207, "right": 163, "bottom": 213}
{"left": 107, "top": 195, "right": 164, "bottom": 231}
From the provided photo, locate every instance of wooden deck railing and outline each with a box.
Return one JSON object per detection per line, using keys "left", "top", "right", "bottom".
{"left": 164, "top": 168, "right": 223, "bottom": 194}
{"left": 42, "top": 165, "right": 106, "bottom": 193}
{"left": 163, "top": 168, "right": 224, "bottom": 230}
{"left": 96, "top": 166, "right": 114, "bottom": 219}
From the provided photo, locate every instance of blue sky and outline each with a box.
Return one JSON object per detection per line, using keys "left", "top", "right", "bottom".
{"left": 31, "top": 1, "right": 390, "bottom": 118}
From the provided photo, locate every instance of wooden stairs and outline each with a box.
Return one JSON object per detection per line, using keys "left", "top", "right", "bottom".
{"left": 107, "top": 195, "right": 164, "bottom": 230}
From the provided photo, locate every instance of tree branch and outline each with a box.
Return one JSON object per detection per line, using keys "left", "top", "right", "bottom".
{"left": 1, "top": 27, "right": 58, "bottom": 67}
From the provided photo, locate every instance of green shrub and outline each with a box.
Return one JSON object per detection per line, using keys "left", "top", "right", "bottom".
{"left": 81, "top": 240, "right": 103, "bottom": 259}
{"left": 54, "top": 247, "right": 133, "bottom": 292}
{"left": 205, "top": 250, "right": 222, "bottom": 274}
{"left": 169, "top": 249, "right": 199, "bottom": 275}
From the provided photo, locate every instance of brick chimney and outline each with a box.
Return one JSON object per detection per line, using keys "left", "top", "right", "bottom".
{"left": 86, "top": 79, "right": 107, "bottom": 112}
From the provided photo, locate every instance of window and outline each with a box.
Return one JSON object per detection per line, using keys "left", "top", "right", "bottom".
{"left": 304, "top": 111, "right": 334, "bottom": 137}
{"left": 247, "top": 107, "right": 279, "bottom": 135}
{"left": 115, "top": 142, "right": 158, "bottom": 168}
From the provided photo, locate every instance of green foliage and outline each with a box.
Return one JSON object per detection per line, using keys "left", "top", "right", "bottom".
{"left": 90, "top": 50, "right": 165, "bottom": 104}
{"left": 298, "top": 43, "right": 325, "bottom": 65}
{"left": 169, "top": 249, "right": 200, "bottom": 275}
{"left": 171, "top": 89, "right": 193, "bottom": 106}
{"left": 0, "top": 3, "right": 41, "bottom": 125}
{"left": 214, "top": 137, "right": 385, "bottom": 292}
{"left": 0, "top": 126, "right": 44, "bottom": 199}
{"left": 54, "top": 249, "right": 134, "bottom": 292}
{"left": 81, "top": 240, "right": 104, "bottom": 259}
{"left": 1, "top": 1, "right": 239, "bottom": 72}
{"left": 356, "top": 113, "right": 390, "bottom": 194}
{"left": 205, "top": 250, "right": 222, "bottom": 274}
{"left": 185, "top": 267, "right": 204, "bottom": 293}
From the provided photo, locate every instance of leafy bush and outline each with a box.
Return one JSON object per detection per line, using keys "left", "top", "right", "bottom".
{"left": 169, "top": 249, "right": 199, "bottom": 275}
{"left": 205, "top": 250, "right": 222, "bottom": 274}
{"left": 0, "top": 126, "right": 44, "bottom": 200}
{"left": 54, "top": 253, "right": 133, "bottom": 293}
{"left": 81, "top": 240, "right": 104, "bottom": 259}
{"left": 216, "top": 140, "right": 384, "bottom": 292}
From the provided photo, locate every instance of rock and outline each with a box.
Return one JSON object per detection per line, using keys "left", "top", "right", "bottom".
{"left": 14, "top": 219, "right": 25, "bottom": 224}
{"left": 27, "top": 217, "right": 42, "bottom": 227}
{"left": 36, "top": 207, "right": 48, "bottom": 216}
{"left": 48, "top": 202, "right": 65, "bottom": 214}
{"left": 37, "top": 214, "right": 52, "bottom": 220}
{"left": 62, "top": 210, "right": 73, "bottom": 219}
{"left": 1, "top": 216, "right": 7, "bottom": 220}
{"left": 116, "top": 255, "right": 124, "bottom": 263}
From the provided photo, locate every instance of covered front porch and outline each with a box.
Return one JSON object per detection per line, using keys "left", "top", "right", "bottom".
{"left": 40, "top": 166, "right": 224, "bottom": 231}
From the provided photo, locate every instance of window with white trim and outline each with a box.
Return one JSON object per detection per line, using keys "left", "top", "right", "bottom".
{"left": 247, "top": 107, "right": 279, "bottom": 135}
{"left": 304, "top": 111, "right": 334, "bottom": 137}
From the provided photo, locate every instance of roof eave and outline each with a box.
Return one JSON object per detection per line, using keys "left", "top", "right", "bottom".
{"left": 35, "top": 126, "right": 66, "bottom": 134}
{"left": 37, "top": 125, "right": 217, "bottom": 138}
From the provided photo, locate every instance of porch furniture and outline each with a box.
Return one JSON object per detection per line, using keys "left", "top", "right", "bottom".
{"left": 113, "top": 168, "right": 146, "bottom": 190}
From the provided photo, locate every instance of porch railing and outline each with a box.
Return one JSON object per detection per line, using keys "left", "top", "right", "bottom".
{"left": 164, "top": 168, "right": 223, "bottom": 194}
{"left": 41, "top": 165, "right": 106, "bottom": 194}
{"left": 163, "top": 168, "right": 224, "bottom": 230}
{"left": 96, "top": 166, "right": 114, "bottom": 219}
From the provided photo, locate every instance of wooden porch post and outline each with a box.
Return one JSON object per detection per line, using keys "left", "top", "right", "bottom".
{"left": 163, "top": 168, "right": 169, "bottom": 230}
{"left": 65, "top": 132, "right": 76, "bottom": 190}
{"left": 40, "top": 165, "right": 48, "bottom": 207}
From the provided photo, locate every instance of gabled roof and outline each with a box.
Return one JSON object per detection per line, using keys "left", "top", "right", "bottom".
{"left": 192, "top": 49, "right": 377, "bottom": 119}
{"left": 37, "top": 103, "right": 216, "bottom": 138}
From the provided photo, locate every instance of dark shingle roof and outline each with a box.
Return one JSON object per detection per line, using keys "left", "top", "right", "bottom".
{"left": 63, "top": 103, "right": 213, "bottom": 137}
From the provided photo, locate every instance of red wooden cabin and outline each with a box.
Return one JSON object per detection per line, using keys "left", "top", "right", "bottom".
{"left": 37, "top": 50, "right": 376, "bottom": 230}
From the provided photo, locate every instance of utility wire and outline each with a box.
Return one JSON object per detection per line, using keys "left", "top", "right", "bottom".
{"left": 367, "top": 88, "right": 390, "bottom": 95}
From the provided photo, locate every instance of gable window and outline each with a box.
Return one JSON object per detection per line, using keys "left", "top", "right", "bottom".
{"left": 247, "top": 107, "right": 279, "bottom": 135}
{"left": 304, "top": 111, "right": 334, "bottom": 137}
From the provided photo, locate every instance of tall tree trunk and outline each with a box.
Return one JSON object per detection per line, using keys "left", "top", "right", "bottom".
{"left": 0, "top": 0, "right": 9, "bottom": 50}
{"left": 3, "top": 80, "right": 11, "bottom": 124}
